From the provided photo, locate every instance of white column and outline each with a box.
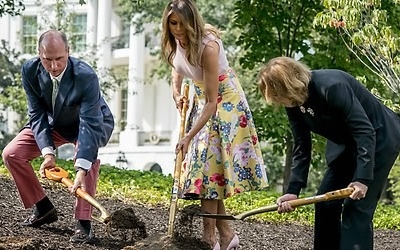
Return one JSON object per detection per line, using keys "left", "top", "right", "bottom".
{"left": 0, "top": 15, "right": 10, "bottom": 40}
{"left": 96, "top": 0, "right": 111, "bottom": 70}
{"left": 119, "top": 20, "right": 145, "bottom": 149}
{"left": 86, "top": 0, "right": 98, "bottom": 47}
{"left": 7, "top": 16, "right": 21, "bottom": 52}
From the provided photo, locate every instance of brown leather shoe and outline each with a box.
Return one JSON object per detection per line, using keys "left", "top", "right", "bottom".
{"left": 20, "top": 208, "right": 58, "bottom": 227}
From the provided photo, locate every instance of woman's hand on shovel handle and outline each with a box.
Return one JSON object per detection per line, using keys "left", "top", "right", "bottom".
{"left": 277, "top": 193, "right": 298, "bottom": 213}
{"left": 174, "top": 93, "right": 189, "bottom": 114}
{"left": 348, "top": 181, "right": 368, "bottom": 200}
{"left": 175, "top": 135, "right": 191, "bottom": 157}
{"left": 69, "top": 170, "right": 86, "bottom": 194}
{"left": 40, "top": 154, "right": 57, "bottom": 178}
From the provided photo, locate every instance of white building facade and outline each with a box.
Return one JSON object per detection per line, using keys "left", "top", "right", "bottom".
{"left": 0, "top": 0, "right": 182, "bottom": 175}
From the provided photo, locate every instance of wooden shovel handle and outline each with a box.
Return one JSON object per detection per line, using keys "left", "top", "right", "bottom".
{"left": 238, "top": 187, "right": 354, "bottom": 219}
{"left": 174, "top": 83, "right": 190, "bottom": 178}
{"left": 61, "top": 177, "right": 111, "bottom": 224}
{"left": 61, "top": 178, "right": 96, "bottom": 205}
{"left": 288, "top": 187, "right": 354, "bottom": 207}
{"left": 168, "top": 83, "right": 190, "bottom": 236}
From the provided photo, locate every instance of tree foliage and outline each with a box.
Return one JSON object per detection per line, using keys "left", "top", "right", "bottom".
{"left": 233, "top": 0, "right": 332, "bottom": 192}
{"left": 0, "top": 41, "right": 26, "bottom": 115}
{"left": 234, "top": 0, "right": 323, "bottom": 70}
{"left": 0, "top": 0, "right": 24, "bottom": 17}
{"left": 0, "top": 0, "right": 88, "bottom": 17}
{"left": 314, "top": 0, "right": 400, "bottom": 103}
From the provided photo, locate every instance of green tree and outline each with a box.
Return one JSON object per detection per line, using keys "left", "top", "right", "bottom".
{"left": 233, "top": 0, "right": 329, "bottom": 193}
{"left": 0, "top": 0, "right": 24, "bottom": 17}
{"left": 314, "top": 0, "right": 400, "bottom": 202}
{"left": 0, "top": 0, "right": 87, "bottom": 17}
{"left": 314, "top": 0, "right": 400, "bottom": 102}
{"left": 0, "top": 40, "right": 26, "bottom": 148}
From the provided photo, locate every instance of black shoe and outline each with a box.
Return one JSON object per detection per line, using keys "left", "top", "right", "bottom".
{"left": 70, "top": 221, "right": 94, "bottom": 244}
{"left": 20, "top": 207, "right": 58, "bottom": 227}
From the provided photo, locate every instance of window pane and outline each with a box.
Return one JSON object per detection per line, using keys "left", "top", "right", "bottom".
{"left": 71, "top": 14, "right": 87, "bottom": 52}
{"left": 121, "top": 88, "right": 128, "bottom": 121}
{"left": 22, "top": 16, "right": 38, "bottom": 54}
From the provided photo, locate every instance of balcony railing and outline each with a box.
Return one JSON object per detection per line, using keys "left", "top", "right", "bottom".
{"left": 111, "top": 34, "right": 129, "bottom": 50}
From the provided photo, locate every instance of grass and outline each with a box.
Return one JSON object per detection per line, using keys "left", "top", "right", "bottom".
{"left": 1, "top": 158, "right": 399, "bottom": 230}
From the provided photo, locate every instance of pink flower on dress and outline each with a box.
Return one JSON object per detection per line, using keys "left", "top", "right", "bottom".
{"left": 194, "top": 178, "right": 202, "bottom": 188}
{"left": 234, "top": 188, "right": 241, "bottom": 194}
{"left": 233, "top": 141, "right": 258, "bottom": 166}
{"left": 210, "top": 137, "right": 222, "bottom": 162}
{"left": 251, "top": 135, "right": 258, "bottom": 145}
{"left": 182, "top": 161, "right": 187, "bottom": 171}
{"left": 218, "top": 75, "right": 227, "bottom": 81}
{"left": 194, "top": 178, "right": 202, "bottom": 194}
{"left": 239, "top": 115, "right": 247, "bottom": 128}
{"left": 210, "top": 173, "right": 226, "bottom": 186}
{"left": 224, "top": 142, "right": 231, "bottom": 155}
{"left": 217, "top": 94, "right": 222, "bottom": 104}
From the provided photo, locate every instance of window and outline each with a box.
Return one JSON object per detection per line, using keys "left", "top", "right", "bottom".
{"left": 22, "top": 16, "right": 38, "bottom": 54}
{"left": 120, "top": 88, "right": 128, "bottom": 130}
{"left": 70, "top": 14, "right": 87, "bottom": 52}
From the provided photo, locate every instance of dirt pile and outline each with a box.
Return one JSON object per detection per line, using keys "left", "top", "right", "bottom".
{"left": 116, "top": 205, "right": 210, "bottom": 250}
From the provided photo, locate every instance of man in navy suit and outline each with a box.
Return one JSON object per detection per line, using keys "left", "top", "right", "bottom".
{"left": 2, "top": 30, "right": 114, "bottom": 243}
{"left": 258, "top": 57, "right": 400, "bottom": 250}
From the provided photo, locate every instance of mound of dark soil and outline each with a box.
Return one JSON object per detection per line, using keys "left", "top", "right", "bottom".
{"left": 0, "top": 175, "right": 399, "bottom": 249}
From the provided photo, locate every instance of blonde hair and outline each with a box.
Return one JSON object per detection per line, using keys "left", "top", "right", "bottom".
{"left": 258, "top": 57, "right": 311, "bottom": 106}
{"left": 161, "top": 0, "right": 220, "bottom": 67}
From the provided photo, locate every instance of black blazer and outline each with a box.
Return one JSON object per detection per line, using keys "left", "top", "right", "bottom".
{"left": 22, "top": 57, "right": 114, "bottom": 163}
{"left": 285, "top": 69, "right": 400, "bottom": 195}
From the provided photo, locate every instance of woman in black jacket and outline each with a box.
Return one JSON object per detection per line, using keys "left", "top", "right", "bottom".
{"left": 258, "top": 56, "right": 400, "bottom": 250}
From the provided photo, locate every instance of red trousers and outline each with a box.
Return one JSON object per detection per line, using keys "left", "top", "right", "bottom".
{"left": 2, "top": 128, "right": 99, "bottom": 220}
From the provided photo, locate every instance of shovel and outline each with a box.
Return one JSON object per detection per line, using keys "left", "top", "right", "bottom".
{"left": 197, "top": 187, "right": 354, "bottom": 220}
{"left": 167, "top": 82, "right": 190, "bottom": 236}
{"left": 45, "top": 166, "right": 111, "bottom": 224}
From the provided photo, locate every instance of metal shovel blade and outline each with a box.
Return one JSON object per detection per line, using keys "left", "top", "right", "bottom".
{"left": 45, "top": 167, "right": 69, "bottom": 181}
{"left": 197, "top": 187, "right": 354, "bottom": 221}
{"left": 198, "top": 204, "right": 279, "bottom": 220}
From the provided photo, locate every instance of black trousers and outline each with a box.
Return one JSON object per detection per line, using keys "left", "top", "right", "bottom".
{"left": 314, "top": 147, "right": 398, "bottom": 250}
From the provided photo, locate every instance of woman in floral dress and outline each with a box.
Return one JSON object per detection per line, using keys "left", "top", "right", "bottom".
{"left": 161, "top": 0, "right": 268, "bottom": 249}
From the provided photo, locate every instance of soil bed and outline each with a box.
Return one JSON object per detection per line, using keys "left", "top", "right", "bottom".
{"left": 0, "top": 176, "right": 399, "bottom": 249}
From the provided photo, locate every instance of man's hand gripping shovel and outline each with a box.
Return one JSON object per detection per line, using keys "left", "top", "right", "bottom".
{"left": 45, "top": 167, "right": 111, "bottom": 224}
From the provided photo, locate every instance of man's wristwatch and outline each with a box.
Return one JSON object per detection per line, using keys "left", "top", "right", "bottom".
{"left": 76, "top": 167, "right": 88, "bottom": 176}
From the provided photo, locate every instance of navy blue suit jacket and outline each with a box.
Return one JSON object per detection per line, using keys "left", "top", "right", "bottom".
{"left": 285, "top": 69, "right": 400, "bottom": 195}
{"left": 22, "top": 56, "right": 114, "bottom": 163}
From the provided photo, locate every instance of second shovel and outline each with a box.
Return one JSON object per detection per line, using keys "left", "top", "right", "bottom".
{"left": 197, "top": 187, "right": 354, "bottom": 220}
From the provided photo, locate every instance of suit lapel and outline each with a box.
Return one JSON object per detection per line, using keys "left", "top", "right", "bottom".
{"left": 38, "top": 66, "right": 53, "bottom": 109}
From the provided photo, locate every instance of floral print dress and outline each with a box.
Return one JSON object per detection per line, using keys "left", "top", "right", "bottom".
{"left": 179, "top": 69, "right": 269, "bottom": 200}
